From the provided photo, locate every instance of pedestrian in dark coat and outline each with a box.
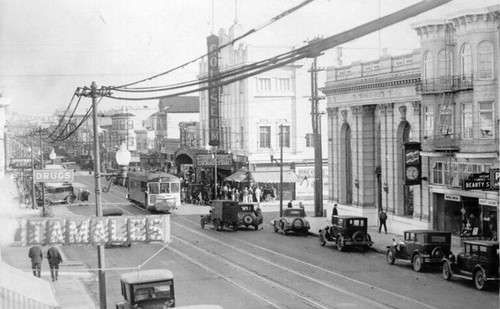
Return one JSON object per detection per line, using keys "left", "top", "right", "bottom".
{"left": 378, "top": 208, "right": 388, "bottom": 234}
{"left": 331, "top": 204, "right": 339, "bottom": 224}
{"left": 28, "top": 245, "right": 43, "bottom": 277}
{"left": 47, "top": 246, "right": 63, "bottom": 281}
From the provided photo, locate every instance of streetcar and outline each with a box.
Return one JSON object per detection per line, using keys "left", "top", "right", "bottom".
{"left": 127, "top": 171, "right": 181, "bottom": 213}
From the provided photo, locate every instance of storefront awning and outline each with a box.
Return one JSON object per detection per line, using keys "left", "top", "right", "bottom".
{"left": 251, "top": 171, "right": 299, "bottom": 183}
{"left": 225, "top": 170, "right": 298, "bottom": 184}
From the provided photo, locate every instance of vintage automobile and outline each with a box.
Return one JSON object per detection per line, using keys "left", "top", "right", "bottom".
{"left": 237, "top": 203, "right": 263, "bottom": 230}
{"left": 441, "top": 240, "right": 499, "bottom": 290}
{"left": 319, "top": 216, "right": 373, "bottom": 252}
{"left": 273, "top": 208, "right": 310, "bottom": 235}
{"left": 116, "top": 269, "right": 175, "bottom": 309}
{"left": 37, "top": 183, "right": 77, "bottom": 206}
{"left": 386, "top": 230, "right": 452, "bottom": 272}
{"left": 200, "top": 200, "right": 239, "bottom": 231}
{"left": 102, "top": 208, "right": 131, "bottom": 248}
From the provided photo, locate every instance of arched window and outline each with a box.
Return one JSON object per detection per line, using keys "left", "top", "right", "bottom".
{"left": 423, "top": 51, "right": 433, "bottom": 80}
{"left": 437, "top": 49, "right": 452, "bottom": 77}
{"left": 460, "top": 44, "right": 472, "bottom": 76}
{"left": 477, "top": 41, "right": 493, "bottom": 79}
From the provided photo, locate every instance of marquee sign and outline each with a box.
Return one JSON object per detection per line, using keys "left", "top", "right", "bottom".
{"left": 20, "top": 215, "right": 171, "bottom": 246}
{"left": 196, "top": 154, "right": 232, "bottom": 167}
{"left": 33, "top": 169, "right": 74, "bottom": 183}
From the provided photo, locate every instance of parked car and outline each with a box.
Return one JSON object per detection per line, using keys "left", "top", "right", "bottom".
{"left": 200, "top": 200, "right": 239, "bottom": 231}
{"left": 273, "top": 208, "right": 310, "bottom": 235}
{"left": 236, "top": 203, "right": 263, "bottom": 230}
{"left": 37, "top": 183, "right": 76, "bottom": 206}
{"left": 386, "top": 230, "right": 452, "bottom": 272}
{"left": 319, "top": 216, "right": 373, "bottom": 251}
{"left": 441, "top": 240, "right": 499, "bottom": 290}
{"left": 116, "top": 269, "right": 175, "bottom": 308}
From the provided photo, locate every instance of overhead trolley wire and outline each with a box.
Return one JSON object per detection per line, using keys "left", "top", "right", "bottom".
{"left": 111, "top": 0, "right": 316, "bottom": 90}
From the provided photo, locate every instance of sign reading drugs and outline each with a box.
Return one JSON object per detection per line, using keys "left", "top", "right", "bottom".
{"left": 20, "top": 215, "right": 171, "bottom": 246}
{"left": 34, "top": 169, "right": 74, "bottom": 183}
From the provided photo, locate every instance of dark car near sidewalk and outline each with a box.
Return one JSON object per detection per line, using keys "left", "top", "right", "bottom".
{"left": 319, "top": 216, "right": 373, "bottom": 251}
{"left": 386, "top": 230, "right": 452, "bottom": 272}
{"left": 441, "top": 240, "right": 499, "bottom": 290}
{"left": 237, "top": 203, "right": 263, "bottom": 230}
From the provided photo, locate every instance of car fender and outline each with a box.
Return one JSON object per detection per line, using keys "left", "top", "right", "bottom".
{"left": 473, "top": 265, "right": 487, "bottom": 278}
{"left": 413, "top": 249, "right": 430, "bottom": 259}
{"left": 441, "top": 258, "right": 457, "bottom": 274}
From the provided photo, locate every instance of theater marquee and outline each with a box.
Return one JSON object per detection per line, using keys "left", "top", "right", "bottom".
{"left": 20, "top": 215, "right": 171, "bottom": 246}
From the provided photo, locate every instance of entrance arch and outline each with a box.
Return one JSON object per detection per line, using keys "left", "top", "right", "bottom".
{"left": 340, "top": 123, "right": 352, "bottom": 204}
{"left": 397, "top": 121, "right": 414, "bottom": 216}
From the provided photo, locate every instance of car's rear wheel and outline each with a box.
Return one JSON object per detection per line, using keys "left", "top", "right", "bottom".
{"left": 431, "top": 247, "right": 444, "bottom": 260}
{"left": 413, "top": 254, "right": 423, "bottom": 272}
{"left": 65, "top": 196, "right": 74, "bottom": 204}
{"left": 352, "top": 231, "right": 365, "bottom": 242}
{"left": 386, "top": 250, "right": 395, "bottom": 264}
{"left": 474, "top": 269, "right": 487, "bottom": 290}
{"left": 442, "top": 262, "right": 452, "bottom": 280}
{"left": 336, "top": 237, "right": 344, "bottom": 252}
{"left": 243, "top": 215, "right": 253, "bottom": 225}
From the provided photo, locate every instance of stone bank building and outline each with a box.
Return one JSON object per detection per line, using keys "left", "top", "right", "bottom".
{"left": 322, "top": 5, "right": 500, "bottom": 239}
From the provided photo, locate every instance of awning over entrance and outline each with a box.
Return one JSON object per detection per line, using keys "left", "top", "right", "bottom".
{"left": 225, "top": 170, "right": 298, "bottom": 184}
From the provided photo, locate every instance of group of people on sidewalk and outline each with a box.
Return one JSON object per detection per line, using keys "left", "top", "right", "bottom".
{"left": 28, "top": 245, "right": 63, "bottom": 281}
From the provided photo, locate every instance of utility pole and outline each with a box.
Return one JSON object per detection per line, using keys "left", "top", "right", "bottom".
{"left": 30, "top": 137, "right": 36, "bottom": 209}
{"left": 309, "top": 37, "right": 325, "bottom": 217}
{"left": 38, "top": 127, "right": 46, "bottom": 217}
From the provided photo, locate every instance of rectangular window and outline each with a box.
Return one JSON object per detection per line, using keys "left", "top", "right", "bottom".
{"left": 279, "top": 126, "right": 290, "bottom": 148}
{"left": 305, "top": 133, "right": 314, "bottom": 147}
{"left": 479, "top": 101, "right": 494, "bottom": 138}
{"left": 461, "top": 103, "right": 473, "bottom": 139}
{"left": 258, "top": 78, "right": 271, "bottom": 91}
{"left": 438, "top": 104, "right": 453, "bottom": 135}
{"left": 259, "top": 126, "right": 271, "bottom": 148}
{"left": 277, "top": 78, "right": 290, "bottom": 91}
{"left": 432, "top": 162, "right": 443, "bottom": 184}
{"left": 424, "top": 106, "right": 434, "bottom": 138}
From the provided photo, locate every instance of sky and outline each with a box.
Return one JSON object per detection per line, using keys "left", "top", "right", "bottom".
{"left": 0, "top": 0, "right": 498, "bottom": 116}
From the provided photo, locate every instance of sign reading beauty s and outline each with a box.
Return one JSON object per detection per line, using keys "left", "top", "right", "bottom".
{"left": 34, "top": 169, "right": 74, "bottom": 183}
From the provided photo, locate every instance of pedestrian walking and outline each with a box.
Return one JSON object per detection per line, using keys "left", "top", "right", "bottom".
{"left": 378, "top": 208, "right": 388, "bottom": 234}
{"left": 47, "top": 246, "right": 63, "bottom": 281}
{"left": 28, "top": 245, "right": 43, "bottom": 278}
{"left": 331, "top": 204, "right": 339, "bottom": 224}
{"left": 287, "top": 200, "right": 293, "bottom": 208}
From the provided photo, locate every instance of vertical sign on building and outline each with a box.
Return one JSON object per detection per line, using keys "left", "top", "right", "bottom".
{"left": 404, "top": 142, "right": 421, "bottom": 185}
{"left": 207, "top": 34, "right": 220, "bottom": 146}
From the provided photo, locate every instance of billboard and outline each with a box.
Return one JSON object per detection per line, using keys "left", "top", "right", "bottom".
{"left": 20, "top": 215, "right": 171, "bottom": 246}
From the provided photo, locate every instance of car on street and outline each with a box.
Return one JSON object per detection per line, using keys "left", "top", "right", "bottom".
{"left": 273, "top": 208, "right": 310, "bottom": 235}
{"left": 319, "top": 215, "right": 373, "bottom": 251}
{"left": 236, "top": 203, "right": 263, "bottom": 230}
{"left": 116, "top": 269, "right": 175, "bottom": 308}
{"left": 441, "top": 240, "right": 499, "bottom": 290}
{"left": 386, "top": 230, "right": 452, "bottom": 272}
{"left": 200, "top": 200, "right": 239, "bottom": 231}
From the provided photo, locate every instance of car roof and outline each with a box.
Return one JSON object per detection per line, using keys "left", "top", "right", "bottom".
{"left": 120, "top": 269, "right": 174, "bottom": 284}
{"left": 463, "top": 240, "right": 499, "bottom": 246}
{"left": 404, "top": 230, "right": 451, "bottom": 234}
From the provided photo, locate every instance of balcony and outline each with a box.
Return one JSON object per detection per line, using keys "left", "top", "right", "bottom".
{"left": 417, "top": 75, "right": 473, "bottom": 94}
{"left": 423, "top": 134, "right": 461, "bottom": 152}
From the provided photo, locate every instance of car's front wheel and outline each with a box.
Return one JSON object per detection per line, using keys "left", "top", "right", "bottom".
{"left": 442, "top": 262, "right": 452, "bottom": 280}
{"left": 474, "top": 269, "right": 487, "bottom": 290}
{"left": 336, "top": 237, "right": 344, "bottom": 252}
{"left": 386, "top": 250, "right": 395, "bottom": 264}
{"left": 413, "top": 254, "right": 423, "bottom": 272}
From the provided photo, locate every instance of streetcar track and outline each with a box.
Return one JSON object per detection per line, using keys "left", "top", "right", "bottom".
{"left": 174, "top": 216, "right": 439, "bottom": 309}
{"left": 173, "top": 221, "right": 396, "bottom": 309}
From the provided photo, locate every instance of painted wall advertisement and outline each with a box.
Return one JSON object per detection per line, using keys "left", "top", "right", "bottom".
{"left": 295, "top": 166, "right": 329, "bottom": 199}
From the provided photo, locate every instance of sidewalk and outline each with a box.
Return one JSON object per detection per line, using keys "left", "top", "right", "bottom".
{"left": 1, "top": 203, "right": 97, "bottom": 308}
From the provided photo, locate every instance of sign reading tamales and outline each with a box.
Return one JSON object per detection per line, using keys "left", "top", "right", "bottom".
{"left": 20, "top": 215, "right": 171, "bottom": 246}
{"left": 404, "top": 142, "right": 421, "bottom": 185}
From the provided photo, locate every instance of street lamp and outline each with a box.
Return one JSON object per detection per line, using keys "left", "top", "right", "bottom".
{"left": 102, "top": 143, "right": 131, "bottom": 192}
{"left": 206, "top": 144, "right": 217, "bottom": 200}
{"left": 270, "top": 124, "right": 284, "bottom": 217}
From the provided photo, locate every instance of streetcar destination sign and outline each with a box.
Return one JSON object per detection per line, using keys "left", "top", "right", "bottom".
{"left": 33, "top": 169, "right": 74, "bottom": 183}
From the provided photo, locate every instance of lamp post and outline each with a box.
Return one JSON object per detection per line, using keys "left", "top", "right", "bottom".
{"left": 206, "top": 145, "right": 217, "bottom": 200}
{"left": 90, "top": 81, "right": 131, "bottom": 309}
{"left": 270, "top": 124, "right": 284, "bottom": 217}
